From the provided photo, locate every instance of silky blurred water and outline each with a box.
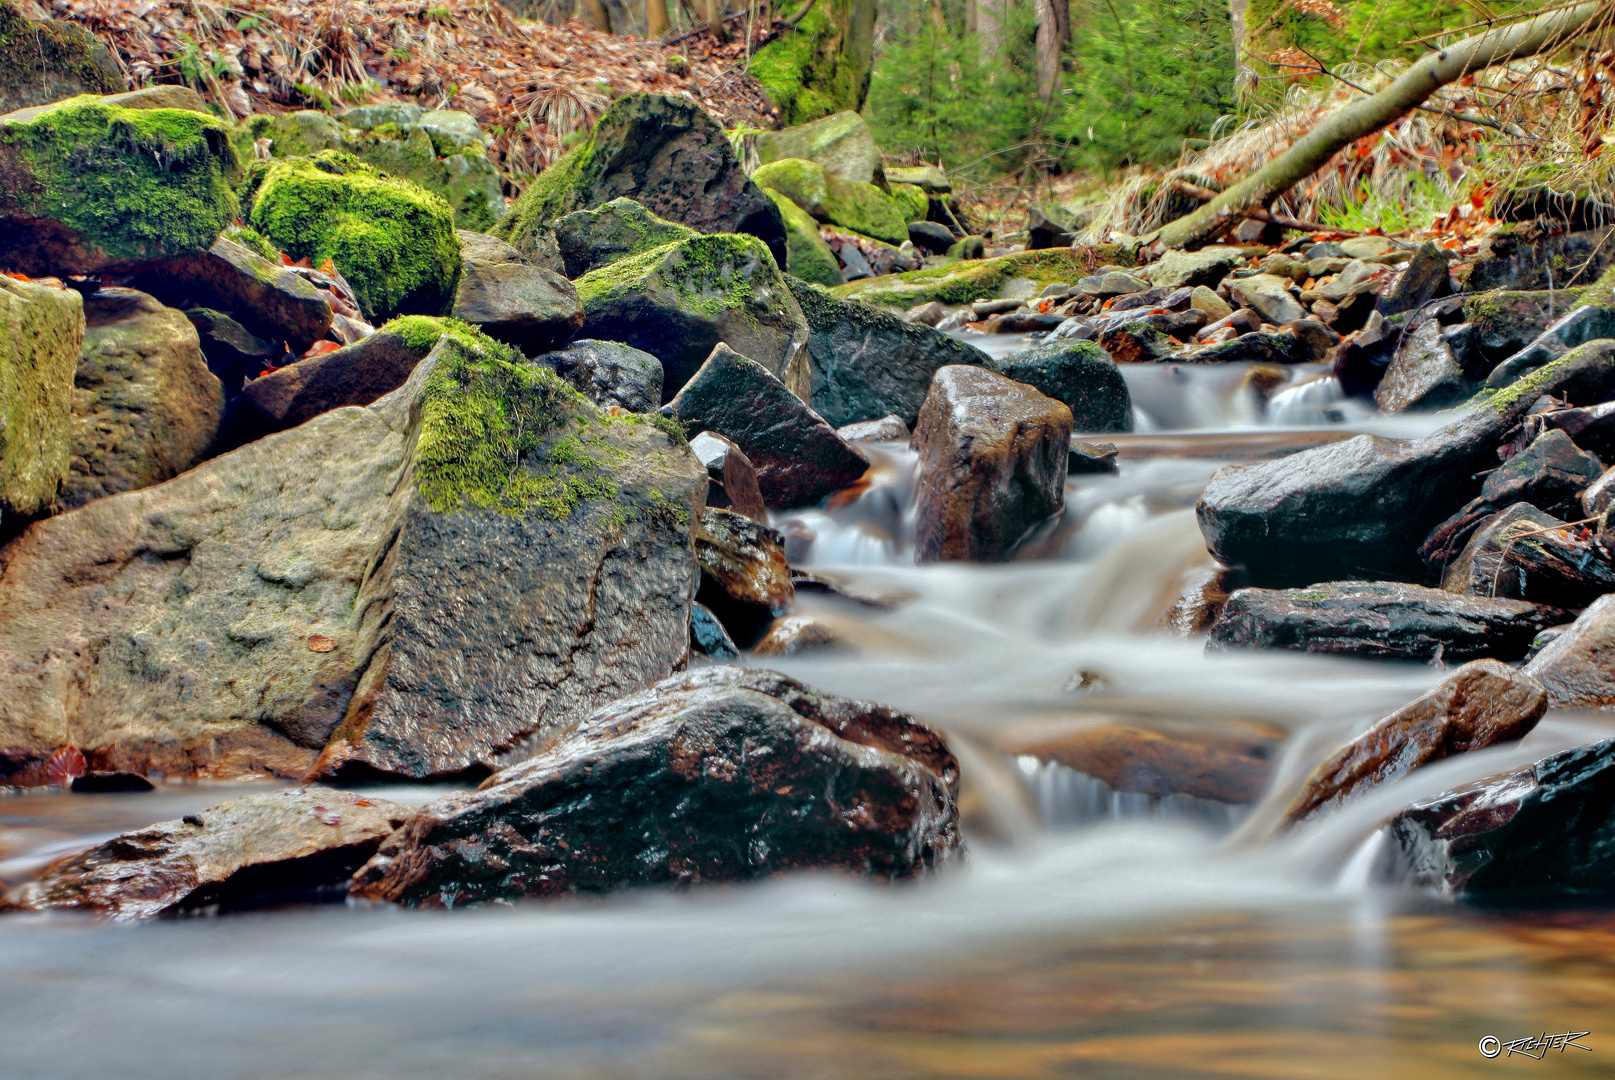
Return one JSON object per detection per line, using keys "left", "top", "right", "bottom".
{"left": 2, "top": 339, "right": 1611, "bottom": 1079}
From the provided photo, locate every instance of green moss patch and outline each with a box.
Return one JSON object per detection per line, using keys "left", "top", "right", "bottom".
{"left": 575, "top": 233, "right": 775, "bottom": 318}
{"left": 0, "top": 277, "right": 80, "bottom": 517}
{"left": 753, "top": 157, "right": 906, "bottom": 245}
{"left": 248, "top": 151, "right": 461, "bottom": 321}
{"left": 0, "top": 1, "right": 122, "bottom": 114}
{"left": 749, "top": 0, "right": 871, "bottom": 125}
{"left": 763, "top": 189, "right": 841, "bottom": 287}
{"left": 832, "top": 247, "right": 1129, "bottom": 308}
{"left": 890, "top": 183, "right": 928, "bottom": 223}
{"left": 0, "top": 96, "right": 238, "bottom": 267}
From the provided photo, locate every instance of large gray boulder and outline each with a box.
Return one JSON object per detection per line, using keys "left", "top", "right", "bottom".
{"left": 0, "top": 329, "right": 706, "bottom": 788}
{"left": 532, "top": 338, "right": 663, "bottom": 413}
{"left": 61, "top": 289, "right": 224, "bottom": 512}
{"left": 755, "top": 110, "right": 886, "bottom": 186}
{"left": 449, "top": 230, "right": 583, "bottom": 354}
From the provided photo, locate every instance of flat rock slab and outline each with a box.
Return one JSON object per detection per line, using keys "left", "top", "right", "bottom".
{"left": 1, "top": 788, "right": 409, "bottom": 920}
{"left": 349, "top": 667, "right": 961, "bottom": 907}
{"left": 1385, "top": 737, "right": 1615, "bottom": 902}
{"left": 911, "top": 365, "right": 1072, "bottom": 563}
{"left": 1283, "top": 659, "right": 1546, "bottom": 825}
{"left": 1209, "top": 581, "right": 1572, "bottom": 662}
{"left": 662, "top": 343, "right": 867, "bottom": 510}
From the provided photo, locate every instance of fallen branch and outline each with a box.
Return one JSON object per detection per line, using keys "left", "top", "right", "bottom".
{"left": 1157, "top": 1, "right": 1612, "bottom": 250}
{"left": 1167, "top": 179, "right": 1358, "bottom": 235}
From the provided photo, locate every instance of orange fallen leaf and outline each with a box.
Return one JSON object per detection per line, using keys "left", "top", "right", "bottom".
{"left": 307, "top": 634, "right": 338, "bottom": 653}
{"left": 301, "top": 341, "right": 342, "bottom": 358}
{"left": 318, "top": 258, "right": 337, "bottom": 277}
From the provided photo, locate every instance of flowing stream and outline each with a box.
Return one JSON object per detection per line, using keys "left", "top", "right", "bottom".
{"left": 3, "top": 350, "right": 1614, "bottom": 1079}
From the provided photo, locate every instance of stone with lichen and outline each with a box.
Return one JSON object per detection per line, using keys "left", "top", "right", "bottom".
{"left": 0, "top": 275, "right": 81, "bottom": 524}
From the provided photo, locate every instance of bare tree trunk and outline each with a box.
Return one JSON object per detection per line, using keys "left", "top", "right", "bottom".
{"left": 978, "top": 0, "right": 1003, "bottom": 63}
{"left": 706, "top": 0, "right": 728, "bottom": 41}
{"left": 583, "top": 0, "right": 614, "bottom": 31}
{"left": 646, "top": 0, "right": 670, "bottom": 36}
{"left": 1159, "top": 1, "right": 1611, "bottom": 249}
{"left": 1034, "top": 0, "right": 1060, "bottom": 105}
{"left": 1053, "top": 0, "right": 1070, "bottom": 46}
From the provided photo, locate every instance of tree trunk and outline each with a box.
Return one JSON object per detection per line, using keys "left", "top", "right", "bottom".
{"left": 1159, "top": 1, "right": 1611, "bottom": 250}
{"left": 583, "top": 0, "right": 614, "bottom": 31}
{"left": 1034, "top": 0, "right": 1061, "bottom": 106}
{"left": 706, "top": 0, "right": 728, "bottom": 41}
{"left": 978, "top": 0, "right": 1003, "bottom": 63}
{"left": 1053, "top": 0, "right": 1070, "bottom": 46}
{"left": 646, "top": 0, "right": 670, "bottom": 36}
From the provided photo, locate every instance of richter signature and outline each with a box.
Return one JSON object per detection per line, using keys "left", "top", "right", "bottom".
{"left": 1479, "top": 1032, "right": 1592, "bottom": 1059}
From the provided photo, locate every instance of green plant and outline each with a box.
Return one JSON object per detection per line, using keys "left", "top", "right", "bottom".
{"left": 1315, "top": 169, "right": 1467, "bottom": 233}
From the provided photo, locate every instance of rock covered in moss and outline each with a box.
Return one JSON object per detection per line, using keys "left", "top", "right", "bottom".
{"left": 991, "top": 340, "right": 1134, "bottom": 434}
{"left": 0, "top": 0, "right": 123, "bottom": 114}
{"left": 890, "top": 182, "right": 928, "bottom": 223}
{"left": 755, "top": 109, "right": 885, "bottom": 185}
{"left": 0, "top": 275, "right": 80, "bottom": 523}
{"left": 492, "top": 93, "right": 786, "bottom": 268}
{"left": 553, "top": 197, "right": 697, "bottom": 278}
{"left": 236, "top": 107, "right": 507, "bottom": 231}
{"left": 786, "top": 277, "right": 992, "bottom": 427}
{"left": 765, "top": 188, "right": 842, "bottom": 287}
{"left": 61, "top": 288, "right": 223, "bottom": 512}
{"left": 0, "top": 95, "right": 239, "bottom": 275}
{"left": 245, "top": 150, "right": 461, "bottom": 322}
{"left": 832, "top": 248, "right": 1121, "bottom": 309}
{"left": 449, "top": 229, "right": 582, "bottom": 353}
{"left": 531, "top": 338, "right": 663, "bottom": 414}
{"left": 0, "top": 322, "right": 706, "bottom": 787}
{"left": 348, "top": 666, "right": 960, "bottom": 907}
{"left": 754, "top": 157, "right": 907, "bottom": 246}
{"left": 662, "top": 342, "right": 867, "bottom": 509}
{"left": 1, "top": 789, "right": 411, "bottom": 920}
{"left": 749, "top": 0, "right": 875, "bottom": 125}
{"left": 573, "top": 232, "right": 810, "bottom": 400}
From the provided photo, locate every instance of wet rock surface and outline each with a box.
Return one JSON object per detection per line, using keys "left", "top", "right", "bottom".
{"left": 911, "top": 365, "right": 1072, "bottom": 563}
{"left": 1, "top": 789, "right": 410, "bottom": 920}
{"left": 689, "top": 431, "right": 768, "bottom": 522}
{"left": 450, "top": 231, "right": 584, "bottom": 353}
{"left": 531, "top": 338, "right": 663, "bottom": 414}
{"left": 1385, "top": 737, "right": 1615, "bottom": 901}
{"left": 1441, "top": 502, "right": 1566, "bottom": 599}
{"left": 1283, "top": 660, "right": 1546, "bottom": 825}
{"left": 999, "top": 721, "right": 1276, "bottom": 805}
{"left": 62, "top": 288, "right": 224, "bottom": 512}
{"left": 553, "top": 197, "right": 697, "bottom": 279}
{"left": 693, "top": 506, "right": 793, "bottom": 647}
{"left": 1209, "top": 581, "right": 1572, "bottom": 662}
{"left": 1524, "top": 593, "right": 1615, "bottom": 707}
{"left": 348, "top": 667, "right": 961, "bottom": 907}
{"left": 661, "top": 343, "right": 867, "bottom": 510}
{"left": 991, "top": 341, "right": 1132, "bottom": 433}
{"left": 133, "top": 236, "right": 335, "bottom": 354}
{"left": 1374, "top": 319, "right": 1467, "bottom": 413}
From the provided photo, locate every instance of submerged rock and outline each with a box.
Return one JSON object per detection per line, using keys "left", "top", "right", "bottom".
{"left": 1283, "top": 660, "right": 1546, "bottom": 825}
{"left": 785, "top": 278, "right": 992, "bottom": 428}
{"left": 1, "top": 789, "right": 409, "bottom": 920}
{"left": 991, "top": 340, "right": 1132, "bottom": 433}
{"left": 0, "top": 276, "right": 81, "bottom": 523}
{"left": 999, "top": 721, "right": 1276, "bottom": 805}
{"left": 574, "top": 233, "right": 810, "bottom": 401}
{"left": 839, "top": 414, "right": 911, "bottom": 443}
{"left": 531, "top": 338, "right": 663, "bottom": 414}
{"left": 911, "top": 365, "right": 1072, "bottom": 563}
{"left": 348, "top": 667, "right": 961, "bottom": 907}
{"left": 1209, "top": 581, "right": 1572, "bottom": 662}
{"left": 1384, "top": 737, "right": 1615, "bottom": 901}
{"left": 661, "top": 343, "right": 867, "bottom": 509}
{"left": 62, "top": 289, "right": 224, "bottom": 512}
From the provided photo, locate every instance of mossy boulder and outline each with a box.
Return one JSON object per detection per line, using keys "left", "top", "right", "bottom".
{"left": 749, "top": 0, "right": 875, "bottom": 125}
{"left": 755, "top": 109, "right": 884, "bottom": 186}
{"left": 0, "top": 0, "right": 123, "bottom": 115}
{"left": 574, "top": 233, "right": 811, "bottom": 402}
{"left": 245, "top": 151, "right": 462, "bottom": 322}
{"left": 765, "top": 189, "right": 842, "bottom": 288}
{"left": 0, "top": 95, "right": 239, "bottom": 275}
{"left": 991, "top": 341, "right": 1134, "bottom": 434}
{"left": 753, "top": 158, "right": 908, "bottom": 247}
{"left": 236, "top": 109, "right": 507, "bottom": 232}
{"left": 891, "top": 183, "right": 928, "bottom": 223}
{"left": 491, "top": 93, "right": 787, "bottom": 269}
{"left": 0, "top": 276, "right": 81, "bottom": 523}
{"left": 833, "top": 248, "right": 1130, "bottom": 309}
{"left": 554, "top": 197, "right": 697, "bottom": 279}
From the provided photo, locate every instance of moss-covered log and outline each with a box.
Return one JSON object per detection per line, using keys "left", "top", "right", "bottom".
{"left": 750, "top": 0, "right": 877, "bottom": 125}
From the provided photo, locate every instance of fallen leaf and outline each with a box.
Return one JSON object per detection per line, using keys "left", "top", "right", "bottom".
{"left": 311, "top": 805, "right": 342, "bottom": 826}
{"left": 307, "top": 634, "right": 338, "bottom": 653}
{"left": 301, "top": 341, "right": 342, "bottom": 359}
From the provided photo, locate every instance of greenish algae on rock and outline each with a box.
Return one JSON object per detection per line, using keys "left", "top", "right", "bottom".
{"left": 833, "top": 248, "right": 1130, "bottom": 309}
{"left": 0, "top": 0, "right": 122, "bottom": 115}
{"left": 0, "top": 276, "right": 82, "bottom": 522}
{"left": 0, "top": 95, "right": 239, "bottom": 275}
{"left": 554, "top": 197, "right": 697, "bottom": 279}
{"left": 749, "top": 0, "right": 874, "bottom": 125}
{"left": 754, "top": 109, "right": 884, "bottom": 186}
{"left": 765, "top": 189, "right": 842, "bottom": 288}
{"left": 753, "top": 157, "right": 907, "bottom": 246}
{"left": 245, "top": 150, "right": 462, "bottom": 322}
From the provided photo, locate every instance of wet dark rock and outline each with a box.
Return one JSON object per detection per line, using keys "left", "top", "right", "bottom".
{"left": 785, "top": 278, "right": 992, "bottom": 428}
{"left": 1199, "top": 341, "right": 1615, "bottom": 588}
{"left": 911, "top": 365, "right": 1072, "bottom": 563}
{"left": 1026, "top": 204, "right": 1076, "bottom": 249}
{"left": 1384, "top": 737, "right": 1615, "bottom": 902}
{"left": 348, "top": 667, "right": 961, "bottom": 906}
{"left": 450, "top": 232, "right": 584, "bottom": 354}
{"left": 1282, "top": 660, "right": 1546, "bottom": 825}
{"left": 991, "top": 340, "right": 1132, "bottom": 433}
{"left": 688, "top": 431, "right": 767, "bottom": 523}
{"left": 1484, "top": 514, "right": 1615, "bottom": 608}
{"left": 694, "top": 507, "right": 793, "bottom": 648}
{"left": 1524, "top": 593, "right": 1615, "bottom": 707}
{"left": 1161, "top": 565, "right": 1249, "bottom": 637}
{"left": 0, "top": 789, "right": 409, "bottom": 920}
{"left": 838, "top": 414, "right": 910, "bottom": 443}
{"left": 1376, "top": 241, "right": 1451, "bottom": 317}
{"left": 132, "top": 237, "right": 335, "bottom": 354}
{"left": 1186, "top": 330, "right": 1310, "bottom": 365}
{"left": 552, "top": 197, "right": 697, "bottom": 278}
{"left": 1584, "top": 466, "right": 1615, "bottom": 516}
{"left": 1481, "top": 303, "right": 1615, "bottom": 389}
{"left": 907, "top": 220, "right": 955, "bottom": 255}
{"left": 1374, "top": 319, "right": 1468, "bottom": 413}
{"left": 1069, "top": 439, "right": 1119, "bottom": 475}
{"left": 531, "top": 338, "right": 663, "bottom": 413}
{"left": 218, "top": 327, "right": 433, "bottom": 451}
{"left": 1330, "top": 310, "right": 1399, "bottom": 397}
{"left": 990, "top": 312, "right": 1068, "bottom": 334}
{"left": 1109, "top": 286, "right": 1190, "bottom": 314}
{"left": 1283, "top": 319, "right": 1342, "bottom": 364}
{"left": 1421, "top": 429, "right": 1603, "bottom": 570}
{"left": 1441, "top": 502, "right": 1565, "bottom": 598}
{"left": 184, "top": 307, "right": 279, "bottom": 396}
{"left": 1463, "top": 289, "right": 1582, "bottom": 361}
{"left": 835, "top": 238, "right": 875, "bottom": 280}
{"left": 1097, "top": 321, "right": 1178, "bottom": 363}
{"left": 998, "top": 720, "right": 1278, "bottom": 805}
{"left": 690, "top": 601, "right": 740, "bottom": 658}
{"left": 61, "top": 289, "right": 224, "bottom": 512}
{"left": 1208, "top": 581, "right": 1572, "bottom": 662}
{"left": 1465, "top": 224, "right": 1615, "bottom": 293}
{"left": 661, "top": 343, "right": 868, "bottom": 510}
